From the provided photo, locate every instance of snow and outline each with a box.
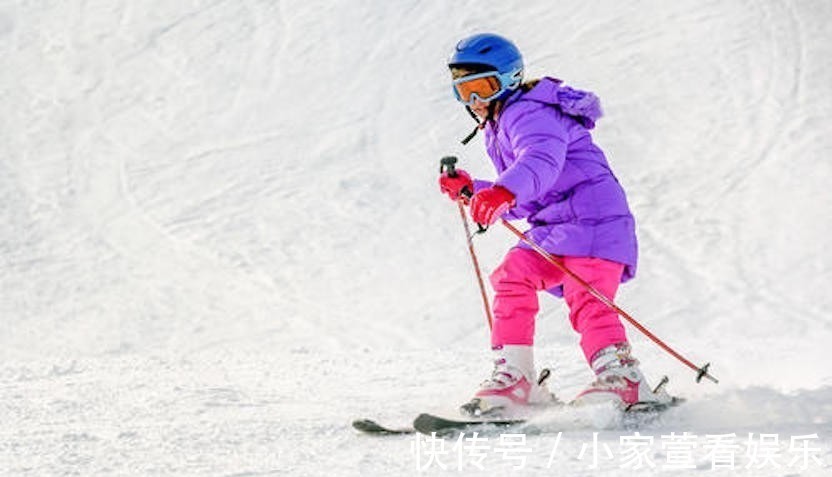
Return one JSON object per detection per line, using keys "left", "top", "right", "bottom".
{"left": 1, "top": 0, "right": 831, "bottom": 475}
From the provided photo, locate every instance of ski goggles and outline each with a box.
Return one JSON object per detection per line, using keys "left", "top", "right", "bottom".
{"left": 452, "top": 70, "right": 519, "bottom": 105}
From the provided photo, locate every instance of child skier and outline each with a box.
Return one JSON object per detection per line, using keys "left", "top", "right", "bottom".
{"left": 439, "top": 33, "right": 671, "bottom": 415}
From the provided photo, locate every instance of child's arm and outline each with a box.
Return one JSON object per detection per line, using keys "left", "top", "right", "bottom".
{"left": 494, "top": 105, "right": 569, "bottom": 205}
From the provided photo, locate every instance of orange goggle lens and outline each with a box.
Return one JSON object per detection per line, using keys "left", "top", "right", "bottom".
{"left": 453, "top": 74, "right": 502, "bottom": 104}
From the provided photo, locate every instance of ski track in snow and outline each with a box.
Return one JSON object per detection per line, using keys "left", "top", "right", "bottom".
{"left": 1, "top": 0, "right": 831, "bottom": 475}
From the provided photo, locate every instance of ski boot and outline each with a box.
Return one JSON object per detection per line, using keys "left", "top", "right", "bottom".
{"left": 460, "top": 345, "right": 560, "bottom": 417}
{"left": 572, "top": 343, "right": 673, "bottom": 411}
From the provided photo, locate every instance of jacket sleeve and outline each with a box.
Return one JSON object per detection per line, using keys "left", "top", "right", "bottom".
{"left": 472, "top": 179, "right": 493, "bottom": 193}
{"left": 494, "top": 104, "right": 569, "bottom": 205}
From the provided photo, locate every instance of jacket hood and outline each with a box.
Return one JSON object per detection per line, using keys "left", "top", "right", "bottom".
{"left": 507, "top": 77, "right": 603, "bottom": 129}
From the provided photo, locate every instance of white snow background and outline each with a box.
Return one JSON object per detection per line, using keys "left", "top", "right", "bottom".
{"left": 1, "top": 0, "right": 831, "bottom": 475}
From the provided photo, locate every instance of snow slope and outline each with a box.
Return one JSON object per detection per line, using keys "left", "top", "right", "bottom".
{"left": 1, "top": 0, "right": 831, "bottom": 475}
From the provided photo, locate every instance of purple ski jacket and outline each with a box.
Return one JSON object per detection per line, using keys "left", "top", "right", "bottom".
{"left": 473, "top": 77, "right": 637, "bottom": 292}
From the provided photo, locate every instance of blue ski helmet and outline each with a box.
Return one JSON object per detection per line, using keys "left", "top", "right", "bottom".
{"left": 448, "top": 33, "right": 523, "bottom": 88}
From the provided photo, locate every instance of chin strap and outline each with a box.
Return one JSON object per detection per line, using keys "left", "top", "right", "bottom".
{"left": 465, "top": 105, "right": 479, "bottom": 122}
{"left": 460, "top": 102, "right": 499, "bottom": 145}
{"left": 460, "top": 125, "right": 480, "bottom": 145}
{"left": 460, "top": 106, "right": 482, "bottom": 145}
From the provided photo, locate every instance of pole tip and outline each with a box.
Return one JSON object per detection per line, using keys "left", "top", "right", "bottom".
{"left": 696, "top": 362, "right": 719, "bottom": 384}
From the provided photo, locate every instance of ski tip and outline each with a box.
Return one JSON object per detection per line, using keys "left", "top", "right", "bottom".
{"left": 351, "top": 418, "right": 377, "bottom": 431}
{"left": 413, "top": 413, "right": 455, "bottom": 436}
{"left": 413, "top": 413, "right": 437, "bottom": 429}
{"left": 352, "top": 418, "right": 415, "bottom": 435}
{"left": 624, "top": 395, "right": 686, "bottom": 413}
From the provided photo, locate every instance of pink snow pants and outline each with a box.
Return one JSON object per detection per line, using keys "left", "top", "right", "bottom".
{"left": 490, "top": 247, "right": 628, "bottom": 364}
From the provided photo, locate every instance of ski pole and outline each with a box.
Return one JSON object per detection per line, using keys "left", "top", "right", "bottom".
{"left": 440, "top": 156, "right": 493, "bottom": 330}
{"left": 500, "top": 218, "right": 718, "bottom": 385}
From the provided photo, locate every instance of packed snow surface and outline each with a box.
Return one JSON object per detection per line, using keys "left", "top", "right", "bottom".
{"left": 1, "top": 0, "right": 831, "bottom": 475}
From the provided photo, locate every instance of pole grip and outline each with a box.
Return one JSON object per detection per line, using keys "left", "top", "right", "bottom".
{"left": 440, "top": 155, "right": 474, "bottom": 200}
{"left": 440, "top": 156, "right": 458, "bottom": 177}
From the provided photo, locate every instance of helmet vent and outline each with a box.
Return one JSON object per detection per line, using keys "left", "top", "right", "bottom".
{"left": 479, "top": 46, "right": 492, "bottom": 54}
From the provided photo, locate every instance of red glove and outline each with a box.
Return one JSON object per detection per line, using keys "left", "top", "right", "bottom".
{"left": 470, "top": 185, "right": 515, "bottom": 226}
{"left": 438, "top": 169, "right": 474, "bottom": 202}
